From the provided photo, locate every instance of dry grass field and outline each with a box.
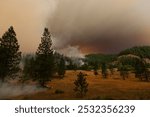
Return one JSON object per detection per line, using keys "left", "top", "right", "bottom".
{"left": 10, "top": 70, "right": 150, "bottom": 100}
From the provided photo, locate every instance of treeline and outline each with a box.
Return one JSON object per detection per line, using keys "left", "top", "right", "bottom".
{"left": 81, "top": 54, "right": 116, "bottom": 70}
{"left": 117, "top": 46, "right": 150, "bottom": 81}
{"left": 80, "top": 46, "right": 150, "bottom": 81}
{"left": 119, "top": 46, "right": 150, "bottom": 59}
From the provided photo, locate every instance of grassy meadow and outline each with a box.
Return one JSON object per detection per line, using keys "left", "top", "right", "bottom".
{"left": 10, "top": 70, "right": 150, "bottom": 100}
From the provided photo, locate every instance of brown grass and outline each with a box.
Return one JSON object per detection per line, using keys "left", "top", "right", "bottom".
{"left": 11, "top": 70, "right": 150, "bottom": 100}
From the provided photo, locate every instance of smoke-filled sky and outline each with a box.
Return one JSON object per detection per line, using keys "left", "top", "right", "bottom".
{"left": 0, "top": 0, "right": 150, "bottom": 56}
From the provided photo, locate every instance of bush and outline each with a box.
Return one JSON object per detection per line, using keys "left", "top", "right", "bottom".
{"left": 55, "top": 89, "right": 64, "bottom": 94}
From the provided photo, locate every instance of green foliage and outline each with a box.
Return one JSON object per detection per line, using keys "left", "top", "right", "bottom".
{"left": 134, "top": 59, "right": 150, "bottom": 81}
{"left": 23, "top": 55, "right": 35, "bottom": 80}
{"left": 36, "top": 28, "right": 52, "bottom": 55}
{"left": 118, "top": 64, "right": 130, "bottom": 80}
{"left": 86, "top": 54, "right": 116, "bottom": 64}
{"left": 23, "top": 28, "right": 55, "bottom": 87}
{"left": 66, "top": 59, "right": 77, "bottom": 70}
{"left": 118, "top": 47, "right": 150, "bottom": 81}
{"left": 119, "top": 46, "right": 150, "bottom": 59}
{"left": 58, "top": 57, "right": 66, "bottom": 78}
{"left": 80, "top": 63, "right": 91, "bottom": 71}
{"left": 101, "top": 62, "right": 108, "bottom": 79}
{"left": 118, "top": 56, "right": 138, "bottom": 68}
{"left": 74, "top": 72, "right": 88, "bottom": 97}
{"left": 93, "top": 61, "right": 99, "bottom": 70}
{"left": 35, "top": 28, "right": 56, "bottom": 87}
{"left": 0, "top": 26, "right": 21, "bottom": 82}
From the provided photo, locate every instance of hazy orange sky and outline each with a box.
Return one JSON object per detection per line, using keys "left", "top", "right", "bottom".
{"left": 0, "top": 0, "right": 150, "bottom": 56}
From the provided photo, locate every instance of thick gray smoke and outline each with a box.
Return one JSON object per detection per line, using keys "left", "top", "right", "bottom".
{"left": 0, "top": 0, "right": 150, "bottom": 55}
{"left": 0, "top": 0, "right": 56, "bottom": 53}
{"left": 0, "top": 82, "right": 45, "bottom": 99}
{"left": 48, "top": 0, "right": 150, "bottom": 54}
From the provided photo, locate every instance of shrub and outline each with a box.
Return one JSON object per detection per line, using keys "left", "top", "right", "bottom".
{"left": 55, "top": 89, "right": 64, "bottom": 94}
{"left": 74, "top": 72, "right": 88, "bottom": 97}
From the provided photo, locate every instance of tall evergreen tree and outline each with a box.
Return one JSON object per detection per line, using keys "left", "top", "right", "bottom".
{"left": 34, "top": 28, "right": 55, "bottom": 87}
{"left": 58, "top": 57, "right": 66, "bottom": 78}
{"left": 0, "top": 26, "right": 21, "bottom": 82}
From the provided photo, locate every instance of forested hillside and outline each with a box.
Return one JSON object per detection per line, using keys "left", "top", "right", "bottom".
{"left": 119, "top": 46, "right": 150, "bottom": 58}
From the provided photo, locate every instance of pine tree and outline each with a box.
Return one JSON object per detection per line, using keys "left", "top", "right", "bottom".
{"left": 74, "top": 72, "right": 88, "bottom": 97}
{"left": 36, "top": 28, "right": 53, "bottom": 55}
{"left": 34, "top": 28, "right": 55, "bottom": 87}
{"left": 58, "top": 57, "right": 66, "bottom": 78}
{"left": 0, "top": 26, "right": 21, "bottom": 82}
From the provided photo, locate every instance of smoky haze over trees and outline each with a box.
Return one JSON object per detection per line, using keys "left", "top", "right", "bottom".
{"left": 24, "top": 28, "right": 56, "bottom": 87}
{"left": 57, "top": 57, "right": 66, "bottom": 78}
{"left": 48, "top": 0, "right": 150, "bottom": 54}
